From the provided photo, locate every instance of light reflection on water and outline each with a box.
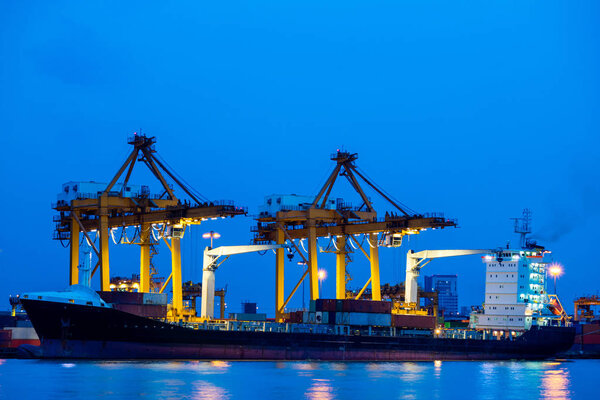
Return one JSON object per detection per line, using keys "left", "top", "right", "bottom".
{"left": 0, "top": 359, "right": 596, "bottom": 400}
{"left": 541, "top": 365, "right": 571, "bottom": 400}
{"left": 306, "top": 378, "right": 334, "bottom": 400}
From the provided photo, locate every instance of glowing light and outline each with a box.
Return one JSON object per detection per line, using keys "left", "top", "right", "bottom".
{"left": 202, "top": 231, "right": 221, "bottom": 239}
{"left": 548, "top": 264, "right": 563, "bottom": 277}
{"left": 434, "top": 329, "right": 441, "bottom": 335}
{"left": 317, "top": 269, "right": 327, "bottom": 281}
{"left": 202, "top": 231, "right": 221, "bottom": 246}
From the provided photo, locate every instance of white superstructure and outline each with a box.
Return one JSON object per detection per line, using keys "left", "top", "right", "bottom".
{"left": 471, "top": 248, "right": 550, "bottom": 331}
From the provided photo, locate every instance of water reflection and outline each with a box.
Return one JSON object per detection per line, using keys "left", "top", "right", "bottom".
{"left": 541, "top": 364, "right": 571, "bottom": 400}
{"left": 192, "top": 380, "right": 230, "bottom": 400}
{"left": 306, "top": 378, "right": 334, "bottom": 400}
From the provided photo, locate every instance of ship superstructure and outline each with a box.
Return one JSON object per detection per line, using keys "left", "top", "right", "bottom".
{"left": 470, "top": 210, "right": 563, "bottom": 333}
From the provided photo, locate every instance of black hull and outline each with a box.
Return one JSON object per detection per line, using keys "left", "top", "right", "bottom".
{"left": 21, "top": 299, "right": 575, "bottom": 360}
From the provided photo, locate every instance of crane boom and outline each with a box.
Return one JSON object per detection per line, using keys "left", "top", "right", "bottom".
{"left": 206, "top": 245, "right": 282, "bottom": 259}
{"left": 405, "top": 249, "right": 491, "bottom": 305}
{"left": 201, "top": 244, "right": 287, "bottom": 319}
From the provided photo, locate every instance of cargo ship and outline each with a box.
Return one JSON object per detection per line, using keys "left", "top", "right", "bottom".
{"left": 16, "top": 139, "right": 575, "bottom": 360}
{"left": 19, "top": 285, "right": 574, "bottom": 360}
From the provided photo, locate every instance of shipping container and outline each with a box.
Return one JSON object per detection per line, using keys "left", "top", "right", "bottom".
{"left": 315, "top": 312, "right": 329, "bottom": 324}
{"left": 335, "top": 312, "right": 391, "bottom": 326}
{"left": 229, "top": 313, "right": 267, "bottom": 321}
{"left": 309, "top": 300, "right": 316, "bottom": 313}
{"left": 315, "top": 299, "right": 337, "bottom": 312}
{"left": 341, "top": 299, "right": 392, "bottom": 314}
{"left": 114, "top": 304, "right": 168, "bottom": 318}
{"left": 98, "top": 291, "right": 144, "bottom": 305}
{"left": 143, "top": 293, "right": 168, "bottom": 305}
{"left": 392, "top": 314, "right": 436, "bottom": 330}
{"left": 328, "top": 311, "right": 336, "bottom": 325}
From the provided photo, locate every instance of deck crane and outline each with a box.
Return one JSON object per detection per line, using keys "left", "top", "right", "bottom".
{"left": 52, "top": 134, "right": 246, "bottom": 321}
{"left": 201, "top": 244, "right": 288, "bottom": 319}
{"left": 254, "top": 150, "right": 457, "bottom": 321}
{"left": 405, "top": 249, "right": 491, "bottom": 305}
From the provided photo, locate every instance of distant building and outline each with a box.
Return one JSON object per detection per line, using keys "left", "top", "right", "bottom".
{"left": 424, "top": 275, "right": 458, "bottom": 316}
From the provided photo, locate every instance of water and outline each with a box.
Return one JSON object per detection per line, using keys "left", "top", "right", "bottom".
{"left": 0, "top": 359, "right": 597, "bottom": 399}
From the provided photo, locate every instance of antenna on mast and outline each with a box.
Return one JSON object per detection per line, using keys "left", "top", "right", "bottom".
{"left": 511, "top": 209, "right": 532, "bottom": 249}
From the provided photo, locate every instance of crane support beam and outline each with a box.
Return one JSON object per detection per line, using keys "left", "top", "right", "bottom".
{"left": 280, "top": 265, "right": 310, "bottom": 313}
{"left": 171, "top": 238, "right": 183, "bottom": 319}
{"left": 59, "top": 204, "right": 243, "bottom": 232}
{"left": 140, "top": 148, "right": 177, "bottom": 200}
{"left": 355, "top": 277, "right": 372, "bottom": 300}
{"left": 103, "top": 149, "right": 139, "bottom": 195}
{"left": 255, "top": 216, "right": 453, "bottom": 242}
{"left": 405, "top": 249, "right": 491, "bottom": 304}
{"left": 369, "top": 233, "right": 381, "bottom": 301}
{"left": 344, "top": 167, "right": 374, "bottom": 212}
{"left": 139, "top": 223, "right": 151, "bottom": 293}
{"left": 275, "top": 228, "right": 285, "bottom": 322}
{"left": 307, "top": 222, "right": 320, "bottom": 301}
{"left": 352, "top": 236, "right": 371, "bottom": 262}
{"left": 99, "top": 195, "right": 111, "bottom": 291}
{"left": 159, "top": 272, "right": 172, "bottom": 294}
{"left": 69, "top": 213, "right": 79, "bottom": 285}
{"left": 336, "top": 235, "right": 346, "bottom": 299}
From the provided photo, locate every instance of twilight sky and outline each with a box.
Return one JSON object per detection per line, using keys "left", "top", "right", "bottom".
{"left": 1, "top": 1, "right": 599, "bottom": 315}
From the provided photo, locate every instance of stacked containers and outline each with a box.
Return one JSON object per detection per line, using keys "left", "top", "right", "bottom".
{"left": 309, "top": 299, "right": 393, "bottom": 327}
{"left": 97, "top": 291, "right": 168, "bottom": 318}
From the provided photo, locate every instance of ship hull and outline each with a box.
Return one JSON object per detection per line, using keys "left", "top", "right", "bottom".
{"left": 21, "top": 299, "right": 575, "bottom": 361}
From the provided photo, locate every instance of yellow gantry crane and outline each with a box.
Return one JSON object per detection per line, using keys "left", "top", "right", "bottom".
{"left": 254, "top": 151, "right": 457, "bottom": 321}
{"left": 53, "top": 134, "right": 246, "bottom": 321}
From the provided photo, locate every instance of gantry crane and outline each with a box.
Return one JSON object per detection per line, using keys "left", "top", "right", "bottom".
{"left": 574, "top": 295, "right": 600, "bottom": 322}
{"left": 254, "top": 150, "right": 457, "bottom": 321}
{"left": 52, "top": 134, "right": 246, "bottom": 321}
{"left": 201, "top": 244, "right": 287, "bottom": 319}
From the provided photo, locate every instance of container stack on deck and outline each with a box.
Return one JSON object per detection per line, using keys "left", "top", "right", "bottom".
{"left": 97, "top": 292, "right": 168, "bottom": 318}
{"left": 286, "top": 299, "right": 436, "bottom": 330}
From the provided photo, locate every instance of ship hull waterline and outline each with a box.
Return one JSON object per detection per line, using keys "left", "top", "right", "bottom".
{"left": 21, "top": 299, "right": 575, "bottom": 361}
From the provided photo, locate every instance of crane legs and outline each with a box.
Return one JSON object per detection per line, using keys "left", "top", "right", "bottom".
{"left": 69, "top": 213, "right": 79, "bottom": 285}
{"left": 336, "top": 236, "right": 346, "bottom": 299}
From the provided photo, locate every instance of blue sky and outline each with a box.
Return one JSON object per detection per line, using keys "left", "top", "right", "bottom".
{"left": 1, "top": 1, "right": 598, "bottom": 315}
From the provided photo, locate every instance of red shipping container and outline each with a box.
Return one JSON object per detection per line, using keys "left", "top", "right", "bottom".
{"left": 98, "top": 291, "right": 144, "bottom": 305}
{"left": 392, "top": 314, "right": 436, "bottom": 330}
{"left": 315, "top": 299, "right": 337, "bottom": 312}
{"left": 115, "top": 304, "right": 167, "bottom": 318}
{"left": 342, "top": 299, "right": 391, "bottom": 314}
